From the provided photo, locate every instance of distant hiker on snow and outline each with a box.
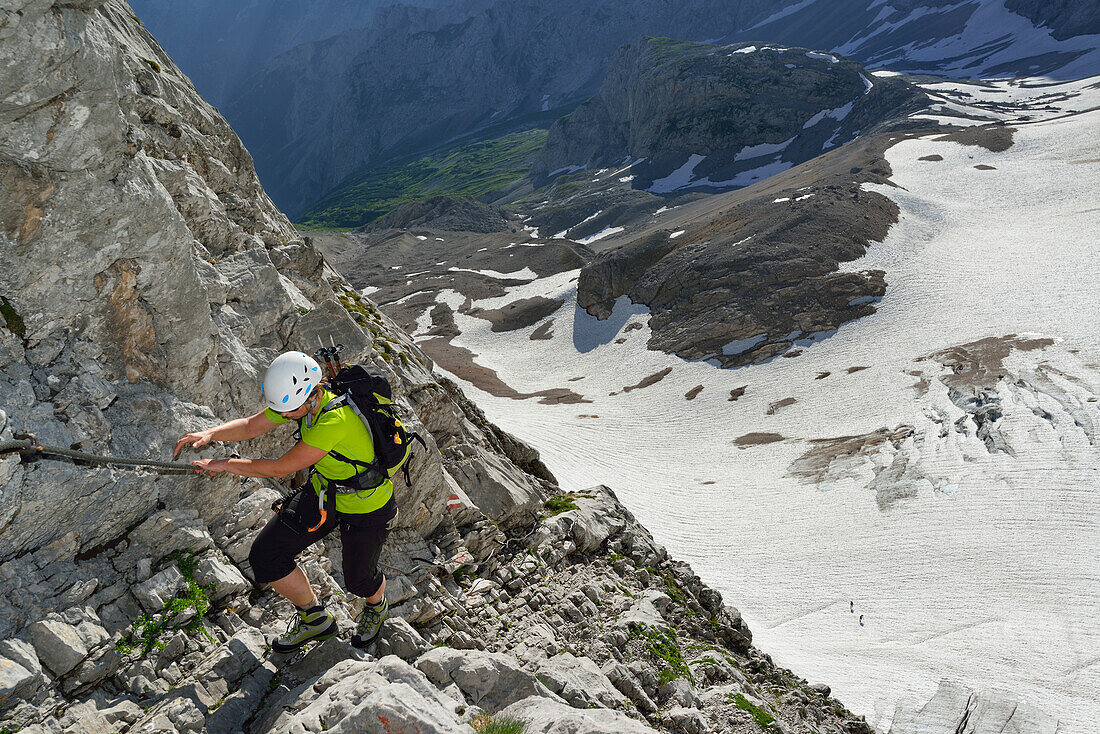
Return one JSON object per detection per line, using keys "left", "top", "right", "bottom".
{"left": 175, "top": 350, "right": 411, "bottom": 653}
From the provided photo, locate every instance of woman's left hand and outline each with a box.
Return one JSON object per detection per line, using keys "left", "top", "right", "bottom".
{"left": 192, "top": 458, "right": 230, "bottom": 476}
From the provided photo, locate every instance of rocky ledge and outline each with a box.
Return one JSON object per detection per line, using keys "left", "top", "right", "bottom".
{"left": 0, "top": 472, "right": 873, "bottom": 734}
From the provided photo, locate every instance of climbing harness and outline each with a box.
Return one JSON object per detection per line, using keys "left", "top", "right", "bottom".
{"left": 0, "top": 438, "right": 195, "bottom": 474}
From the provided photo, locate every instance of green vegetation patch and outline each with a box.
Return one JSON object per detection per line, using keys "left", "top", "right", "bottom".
{"left": 543, "top": 493, "right": 579, "bottom": 516}
{"left": 471, "top": 713, "right": 527, "bottom": 733}
{"left": 646, "top": 36, "right": 708, "bottom": 63}
{"left": 297, "top": 128, "right": 548, "bottom": 229}
{"left": 628, "top": 623, "right": 693, "bottom": 685}
{"left": 115, "top": 549, "right": 215, "bottom": 656}
{"left": 729, "top": 693, "right": 777, "bottom": 729}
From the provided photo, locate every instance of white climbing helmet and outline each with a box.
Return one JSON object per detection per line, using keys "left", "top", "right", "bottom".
{"left": 262, "top": 351, "right": 322, "bottom": 412}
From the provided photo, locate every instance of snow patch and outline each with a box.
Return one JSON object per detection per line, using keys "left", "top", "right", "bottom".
{"left": 578, "top": 226, "right": 625, "bottom": 245}
{"left": 735, "top": 137, "right": 794, "bottom": 161}
{"left": 549, "top": 164, "right": 585, "bottom": 177}
{"left": 648, "top": 154, "right": 706, "bottom": 193}
{"left": 721, "top": 333, "right": 767, "bottom": 356}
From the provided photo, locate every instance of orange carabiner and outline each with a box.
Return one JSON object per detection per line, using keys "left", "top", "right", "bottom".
{"left": 306, "top": 490, "right": 328, "bottom": 533}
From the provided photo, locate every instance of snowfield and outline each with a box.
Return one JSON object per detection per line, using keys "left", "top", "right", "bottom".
{"left": 408, "top": 89, "right": 1100, "bottom": 730}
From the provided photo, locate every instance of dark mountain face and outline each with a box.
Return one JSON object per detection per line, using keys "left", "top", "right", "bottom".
{"left": 1004, "top": 0, "right": 1100, "bottom": 40}
{"left": 728, "top": 0, "right": 1100, "bottom": 77}
{"left": 127, "top": 0, "right": 453, "bottom": 107}
{"left": 221, "top": 0, "right": 792, "bottom": 216}
{"left": 157, "top": 0, "right": 1098, "bottom": 216}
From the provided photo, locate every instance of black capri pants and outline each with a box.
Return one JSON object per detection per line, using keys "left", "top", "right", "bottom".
{"left": 249, "top": 491, "right": 397, "bottom": 598}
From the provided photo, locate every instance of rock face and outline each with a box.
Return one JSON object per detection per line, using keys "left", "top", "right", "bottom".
{"left": 533, "top": 37, "right": 926, "bottom": 190}
{"left": 1003, "top": 0, "right": 1100, "bottom": 41}
{"left": 127, "top": 0, "right": 452, "bottom": 107}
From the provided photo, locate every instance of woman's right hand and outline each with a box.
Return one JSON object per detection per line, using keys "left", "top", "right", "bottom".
{"left": 174, "top": 430, "right": 214, "bottom": 459}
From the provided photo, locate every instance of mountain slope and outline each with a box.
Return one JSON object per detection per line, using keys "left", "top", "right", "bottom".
{"left": 344, "top": 76, "right": 1100, "bottom": 732}
{"left": 533, "top": 37, "right": 927, "bottom": 190}
{"left": 0, "top": 2, "right": 875, "bottom": 733}
{"left": 223, "top": 0, "right": 813, "bottom": 215}
{"left": 219, "top": 0, "right": 1099, "bottom": 216}
{"left": 728, "top": 0, "right": 1100, "bottom": 79}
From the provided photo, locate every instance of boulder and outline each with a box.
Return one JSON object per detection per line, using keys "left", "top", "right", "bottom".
{"left": 500, "top": 695, "right": 659, "bottom": 733}
{"left": 26, "top": 612, "right": 107, "bottom": 677}
{"left": 133, "top": 566, "right": 186, "bottom": 612}
{"left": 0, "top": 656, "right": 39, "bottom": 707}
{"left": 447, "top": 448, "right": 544, "bottom": 529}
{"left": 616, "top": 590, "right": 672, "bottom": 631}
{"left": 268, "top": 656, "right": 466, "bottom": 734}
{"left": 657, "top": 676, "right": 702, "bottom": 708}
{"left": 193, "top": 556, "right": 250, "bottom": 601}
{"left": 667, "top": 706, "right": 708, "bottom": 734}
{"left": 535, "top": 653, "right": 630, "bottom": 709}
{"left": 531, "top": 485, "right": 627, "bottom": 555}
{"left": 415, "top": 647, "right": 559, "bottom": 711}
{"left": 379, "top": 617, "right": 433, "bottom": 662}
{"left": 602, "top": 662, "right": 657, "bottom": 713}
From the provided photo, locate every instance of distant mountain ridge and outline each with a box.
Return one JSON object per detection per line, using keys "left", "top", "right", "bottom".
{"left": 221, "top": 0, "right": 795, "bottom": 215}
{"left": 533, "top": 37, "right": 927, "bottom": 192}
{"left": 201, "top": 0, "right": 1100, "bottom": 216}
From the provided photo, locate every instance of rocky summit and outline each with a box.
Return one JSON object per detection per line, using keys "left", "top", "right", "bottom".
{"left": 0, "top": 2, "right": 870, "bottom": 734}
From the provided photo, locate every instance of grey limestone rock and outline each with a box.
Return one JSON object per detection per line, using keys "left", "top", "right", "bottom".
{"left": 193, "top": 555, "right": 250, "bottom": 602}
{"left": 531, "top": 485, "right": 627, "bottom": 555}
{"left": 447, "top": 446, "right": 545, "bottom": 529}
{"left": 602, "top": 662, "right": 657, "bottom": 713}
{"left": 0, "top": 655, "right": 39, "bottom": 708}
{"left": 666, "top": 706, "right": 709, "bottom": 734}
{"left": 26, "top": 610, "right": 107, "bottom": 678}
{"left": 500, "top": 695, "right": 659, "bottom": 733}
{"left": 657, "top": 676, "right": 702, "bottom": 708}
{"left": 378, "top": 616, "right": 433, "bottom": 662}
{"left": 415, "top": 647, "right": 560, "bottom": 711}
{"left": 268, "top": 656, "right": 467, "bottom": 734}
{"left": 133, "top": 566, "right": 186, "bottom": 612}
{"left": 536, "top": 653, "right": 630, "bottom": 709}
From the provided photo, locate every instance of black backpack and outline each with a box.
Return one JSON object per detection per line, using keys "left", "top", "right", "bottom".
{"left": 317, "top": 365, "right": 426, "bottom": 491}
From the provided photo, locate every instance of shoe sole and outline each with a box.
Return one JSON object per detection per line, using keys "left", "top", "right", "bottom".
{"left": 271, "top": 618, "right": 338, "bottom": 655}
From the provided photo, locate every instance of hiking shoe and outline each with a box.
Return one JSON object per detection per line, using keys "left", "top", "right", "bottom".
{"left": 351, "top": 597, "right": 388, "bottom": 648}
{"left": 272, "top": 605, "right": 337, "bottom": 654}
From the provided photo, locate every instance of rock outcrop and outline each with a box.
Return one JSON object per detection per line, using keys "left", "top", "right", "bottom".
{"left": 532, "top": 37, "right": 927, "bottom": 190}
{"left": 0, "top": 2, "right": 870, "bottom": 733}
{"left": 573, "top": 132, "right": 911, "bottom": 368}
